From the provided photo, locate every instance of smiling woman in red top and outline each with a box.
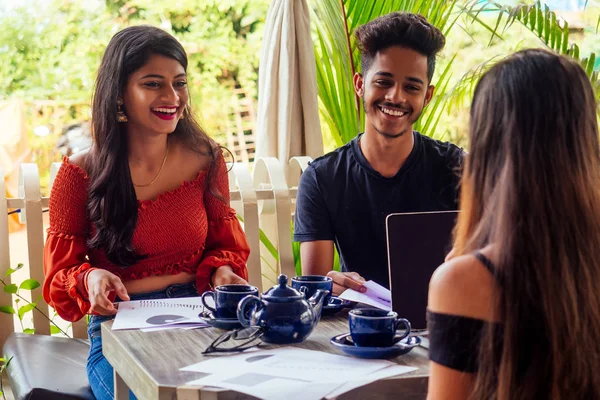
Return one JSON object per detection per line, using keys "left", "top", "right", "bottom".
{"left": 43, "top": 26, "right": 250, "bottom": 400}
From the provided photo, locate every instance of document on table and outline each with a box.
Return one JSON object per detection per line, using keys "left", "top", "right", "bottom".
{"left": 181, "top": 347, "right": 417, "bottom": 400}
{"left": 324, "top": 365, "right": 417, "bottom": 399}
{"left": 112, "top": 297, "right": 208, "bottom": 331}
{"left": 181, "top": 346, "right": 392, "bottom": 381}
{"left": 338, "top": 280, "right": 392, "bottom": 310}
{"left": 187, "top": 372, "right": 340, "bottom": 400}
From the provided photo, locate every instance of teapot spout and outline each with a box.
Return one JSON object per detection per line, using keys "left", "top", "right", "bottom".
{"left": 308, "top": 289, "right": 329, "bottom": 321}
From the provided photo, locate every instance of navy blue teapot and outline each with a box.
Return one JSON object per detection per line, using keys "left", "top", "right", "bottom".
{"left": 236, "top": 274, "right": 328, "bottom": 344}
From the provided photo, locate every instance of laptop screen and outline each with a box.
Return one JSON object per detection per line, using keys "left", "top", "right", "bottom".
{"left": 385, "top": 211, "right": 458, "bottom": 330}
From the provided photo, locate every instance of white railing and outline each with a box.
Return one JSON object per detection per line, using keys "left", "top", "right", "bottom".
{"left": 0, "top": 156, "right": 312, "bottom": 349}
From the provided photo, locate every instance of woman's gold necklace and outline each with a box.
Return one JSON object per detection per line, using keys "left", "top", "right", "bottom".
{"left": 132, "top": 142, "right": 169, "bottom": 188}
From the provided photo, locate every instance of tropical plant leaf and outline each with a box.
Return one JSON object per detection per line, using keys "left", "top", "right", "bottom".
{"left": 414, "top": 53, "right": 456, "bottom": 138}
{"left": 259, "top": 229, "right": 279, "bottom": 263}
{"left": 3, "top": 284, "right": 18, "bottom": 294}
{"left": 19, "top": 279, "right": 40, "bottom": 291}
{"left": 50, "top": 325, "right": 62, "bottom": 335}
{"left": 311, "top": 0, "right": 499, "bottom": 143}
{"left": 0, "top": 305, "right": 15, "bottom": 314}
{"left": 443, "top": 56, "right": 500, "bottom": 115}
{"left": 23, "top": 328, "right": 35, "bottom": 335}
{"left": 491, "top": 0, "right": 599, "bottom": 90}
{"left": 261, "top": 273, "right": 277, "bottom": 285}
{"left": 4, "top": 263, "right": 23, "bottom": 277}
{"left": 18, "top": 303, "right": 36, "bottom": 320}
{"left": 260, "top": 255, "right": 277, "bottom": 275}
{"left": 333, "top": 246, "right": 341, "bottom": 272}
{"left": 237, "top": 214, "right": 280, "bottom": 263}
{"left": 0, "top": 355, "right": 13, "bottom": 369}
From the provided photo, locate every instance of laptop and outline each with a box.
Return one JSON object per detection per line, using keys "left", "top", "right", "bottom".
{"left": 385, "top": 211, "right": 458, "bottom": 331}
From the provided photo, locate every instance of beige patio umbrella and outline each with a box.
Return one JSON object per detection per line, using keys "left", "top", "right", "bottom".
{"left": 252, "top": 0, "right": 323, "bottom": 282}
{"left": 255, "top": 0, "right": 323, "bottom": 171}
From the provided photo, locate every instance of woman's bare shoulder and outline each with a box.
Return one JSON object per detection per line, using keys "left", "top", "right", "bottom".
{"left": 428, "top": 253, "right": 498, "bottom": 322}
{"left": 68, "top": 149, "right": 91, "bottom": 172}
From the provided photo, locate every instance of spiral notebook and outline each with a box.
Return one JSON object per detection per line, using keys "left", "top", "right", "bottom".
{"left": 112, "top": 296, "right": 209, "bottom": 331}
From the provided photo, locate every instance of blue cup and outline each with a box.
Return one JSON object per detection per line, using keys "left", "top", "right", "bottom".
{"left": 201, "top": 284, "right": 259, "bottom": 319}
{"left": 291, "top": 275, "right": 333, "bottom": 303}
{"left": 348, "top": 308, "right": 411, "bottom": 347}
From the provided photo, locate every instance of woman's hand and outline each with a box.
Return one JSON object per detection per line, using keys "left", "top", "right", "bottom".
{"left": 212, "top": 265, "right": 248, "bottom": 287}
{"left": 327, "top": 271, "right": 366, "bottom": 297}
{"left": 87, "top": 269, "right": 130, "bottom": 315}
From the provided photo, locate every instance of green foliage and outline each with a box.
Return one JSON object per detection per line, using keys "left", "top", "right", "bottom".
{"left": 489, "top": 0, "right": 600, "bottom": 96}
{"left": 0, "top": 264, "right": 70, "bottom": 337}
{"left": 0, "top": 1, "right": 112, "bottom": 100}
{"left": 18, "top": 303, "right": 37, "bottom": 321}
{"left": 4, "top": 263, "right": 23, "bottom": 278}
{"left": 312, "top": 0, "right": 600, "bottom": 147}
{"left": 311, "top": 0, "right": 461, "bottom": 145}
{"left": 237, "top": 215, "right": 340, "bottom": 282}
{"left": 0, "top": 0, "right": 270, "bottom": 173}
{"left": 0, "top": 355, "right": 14, "bottom": 399}
{"left": 3, "top": 284, "right": 17, "bottom": 295}
{"left": 19, "top": 279, "right": 40, "bottom": 291}
{"left": 0, "top": 306, "right": 15, "bottom": 315}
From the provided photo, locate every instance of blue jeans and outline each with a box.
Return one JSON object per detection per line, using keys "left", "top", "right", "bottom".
{"left": 87, "top": 282, "right": 199, "bottom": 400}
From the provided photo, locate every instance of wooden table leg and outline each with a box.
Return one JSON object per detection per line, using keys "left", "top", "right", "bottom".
{"left": 114, "top": 369, "right": 130, "bottom": 400}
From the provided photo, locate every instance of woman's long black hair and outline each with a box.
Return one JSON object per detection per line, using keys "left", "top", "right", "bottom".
{"left": 86, "top": 25, "right": 219, "bottom": 267}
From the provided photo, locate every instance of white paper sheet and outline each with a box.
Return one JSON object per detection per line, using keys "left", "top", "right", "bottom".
{"left": 112, "top": 297, "right": 208, "bottom": 330}
{"left": 186, "top": 372, "right": 341, "bottom": 400}
{"left": 182, "top": 348, "right": 419, "bottom": 400}
{"left": 324, "top": 365, "right": 417, "bottom": 398}
{"left": 181, "top": 347, "right": 393, "bottom": 382}
{"left": 140, "top": 323, "right": 210, "bottom": 332}
{"left": 338, "top": 280, "right": 392, "bottom": 310}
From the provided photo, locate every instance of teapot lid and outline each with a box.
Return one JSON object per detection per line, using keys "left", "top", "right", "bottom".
{"left": 262, "top": 275, "right": 304, "bottom": 301}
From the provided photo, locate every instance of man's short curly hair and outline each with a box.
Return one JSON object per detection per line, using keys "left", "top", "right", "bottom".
{"left": 355, "top": 12, "right": 445, "bottom": 82}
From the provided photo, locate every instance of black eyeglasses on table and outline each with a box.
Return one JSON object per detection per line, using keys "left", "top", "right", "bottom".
{"left": 202, "top": 326, "right": 264, "bottom": 355}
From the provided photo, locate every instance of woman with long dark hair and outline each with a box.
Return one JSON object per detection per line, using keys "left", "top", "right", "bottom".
{"left": 43, "top": 26, "right": 250, "bottom": 400}
{"left": 427, "top": 49, "right": 600, "bottom": 399}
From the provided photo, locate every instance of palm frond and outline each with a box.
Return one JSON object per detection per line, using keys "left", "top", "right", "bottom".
{"left": 491, "top": 0, "right": 599, "bottom": 92}
{"left": 311, "top": 0, "right": 359, "bottom": 144}
{"left": 414, "top": 53, "right": 456, "bottom": 139}
{"left": 458, "top": 0, "right": 505, "bottom": 44}
{"left": 443, "top": 56, "right": 502, "bottom": 116}
{"left": 312, "top": 0, "right": 462, "bottom": 142}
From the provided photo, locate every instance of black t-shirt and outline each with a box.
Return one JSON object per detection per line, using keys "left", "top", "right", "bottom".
{"left": 293, "top": 132, "right": 464, "bottom": 288}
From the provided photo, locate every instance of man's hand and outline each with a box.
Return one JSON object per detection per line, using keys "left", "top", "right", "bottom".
{"left": 212, "top": 265, "right": 248, "bottom": 287}
{"left": 326, "top": 271, "right": 366, "bottom": 296}
{"left": 87, "top": 269, "right": 129, "bottom": 315}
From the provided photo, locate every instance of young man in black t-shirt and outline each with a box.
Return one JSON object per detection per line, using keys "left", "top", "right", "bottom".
{"left": 294, "top": 12, "right": 464, "bottom": 294}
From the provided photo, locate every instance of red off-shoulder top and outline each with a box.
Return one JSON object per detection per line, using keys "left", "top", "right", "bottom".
{"left": 43, "top": 154, "right": 250, "bottom": 322}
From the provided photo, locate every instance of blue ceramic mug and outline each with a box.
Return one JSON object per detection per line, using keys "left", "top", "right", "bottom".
{"left": 291, "top": 275, "right": 333, "bottom": 303}
{"left": 348, "top": 308, "right": 411, "bottom": 347}
{"left": 201, "top": 284, "right": 259, "bottom": 319}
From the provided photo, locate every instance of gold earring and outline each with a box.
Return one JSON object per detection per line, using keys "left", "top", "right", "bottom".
{"left": 117, "top": 99, "right": 128, "bottom": 123}
{"left": 180, "top": 104, "right": 189, "bottom": 120}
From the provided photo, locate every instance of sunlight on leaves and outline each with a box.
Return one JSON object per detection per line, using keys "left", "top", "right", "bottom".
{"left": 3, "top": 284, "right": 18, "bottom": 294}
{"left": 18, "top": 303, "right": 36, "bottom": 320}
{"left": 19, "top": 279, "right": 40, "bottom": 291}
{"left": 0, "top": 306, "right": 15, "bottom": 315}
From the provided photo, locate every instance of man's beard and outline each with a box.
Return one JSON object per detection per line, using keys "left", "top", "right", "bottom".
{"left": 373, "top": 125, "right": 407, "bottom": 139}
{"left": 363, "top": 97, "right": 423, "bottom": 139}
